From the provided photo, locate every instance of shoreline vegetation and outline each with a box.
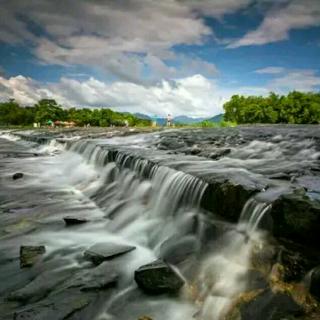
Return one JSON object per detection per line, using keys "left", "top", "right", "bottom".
{"left": 0, "top": 91, "right": 319, "bottom": 129}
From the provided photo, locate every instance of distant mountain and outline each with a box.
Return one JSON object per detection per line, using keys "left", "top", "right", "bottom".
{"left": 134, "top": 112, "right": 224, "bottom": 125}
{"left": 207, "top": 113, "right": 224, "bottom": 123}
{"left": 173, "top": 115, "right": 206, "bottom": 124}
{"left": 174, "top": 114, "right": 224, "bottom": 124}
{"left": 134, "top": 113, "right": 151, "bottom": 120}
{"left": 155, "top": 118, "right": 167, "bottom": 126}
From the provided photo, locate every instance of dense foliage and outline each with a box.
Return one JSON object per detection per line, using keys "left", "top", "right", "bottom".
{"left": 0, "top": 99, "right": 151, "bottom": 127}
{"left": 223, "top": 91, "right": 320, "bottom": 124}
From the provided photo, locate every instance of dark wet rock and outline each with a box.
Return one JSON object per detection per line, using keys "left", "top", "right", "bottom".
{"left": 270, "top": 189, "right": 320, "bottom": 246}
{"left": 159, "top": 235, "right": 198, "bottom": 264}
{"left": 310, "top": 266, "right": 320, "bottom": 300}
{"left": 63, "top": 216, "right": 88, "bottom": 226}
{"left": 67, "top": 262, "right": 118, "bottom": 291}
{"left": 20, "top": 246, "right": 45, "bottom": 268}
{"left": 12, "top": 172, "right": 24, "bottom": 180}
{"left": 134, "top": 260, "right": 184, "bottom": 294}
{"left": 268, "top": 172, "right": 291, "bottom": 180}
{"left": 84, "top": 242, "right": 136, "bottom": 265}
{"left": 278, "top": 247, "right": 308, "bottom": 282}
{"left": 157, "top": 138, "right": 185, "bottom": 150}
{"left": 240, "top": 289, "right": 304, "bottom": 320}
{"left": 138, "top": 317, "right": 153, "bottom": 320}
{"left": 189, "top": 146, "right": 201, "bottom": 155}
{"left": 209, "top": 148, "right": 231, "bottom": 160}
{"left": 8, "top": 268, "right": 74, "bottom": 302}
{"left": 201, "top": 175, "right": 267, "bottom": 221}
{"left": 244, "top": 270, "right": 269, "bottom": 291}
{"left": 13, "top": 289, "right": 93, "bottom": 320}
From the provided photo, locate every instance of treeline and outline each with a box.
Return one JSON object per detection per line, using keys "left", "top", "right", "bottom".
{"left": 0, "top": 99, "right": 151, "bottom": 127}
{"left": 223, "top": 91, "right": 320, "bottom": 124}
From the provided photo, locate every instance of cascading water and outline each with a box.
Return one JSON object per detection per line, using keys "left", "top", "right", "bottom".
{"left": 65, "top": 137, "right": 274, "bottom": 319}
{"left": 0, "top": 130, "right": 297, "bottom": 320}
{"left": 193, "top": 197, "right": 271, "bottom": 320}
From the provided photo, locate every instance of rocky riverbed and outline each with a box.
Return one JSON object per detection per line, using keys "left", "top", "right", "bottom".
{"left": 0, "top": 125, "right": 320, "bottom": 320}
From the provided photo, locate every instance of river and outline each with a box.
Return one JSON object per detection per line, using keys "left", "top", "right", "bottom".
{"left": 0, "top": 126, "right": 320, "bottom": 320}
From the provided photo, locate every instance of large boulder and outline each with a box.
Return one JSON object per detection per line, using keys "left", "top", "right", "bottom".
{"left": 20, "top": 246, "right": 46, "bottom": 268}
{"left": 134, "top": 260, "right": 184, "bottom": 294}
{"left": 269, "top": 189, "right": 320, "bottom": 246}
{"left": 201, "top": 173, "right": 267, "bottom": 221}
{"left": 84, "top": 242, "right": 136, "bottom": 265}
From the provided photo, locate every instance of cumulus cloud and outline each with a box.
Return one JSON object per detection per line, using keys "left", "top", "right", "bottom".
{"left": 2, "top": 68, "right": 318, "bottom": 117}
{"left": 0, "top": 0, "right": 259, "bottom": 83}
{"left": 228, "top": 0, "right": 320, "bottom": 48}
{"left": 0, "top": 0, "right": 219, "bottom": 83}
{"left": 0, "top": 74, "right": 225, "bottom": 117}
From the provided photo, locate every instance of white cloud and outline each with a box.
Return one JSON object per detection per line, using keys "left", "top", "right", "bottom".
{"left": 0, "top": 76, "right": 49, "bottom": 105}
{"left": 0, "top": 75, "right": 225, "bottom": 117}
{"left": 0, "top": 0, "right": 258, "bottom": 83}
{"left": 0, "top": 1, "right": 218, "bottom": 83}
{"left": 255, "top": 67, "right": 285, "bottom": 74}
{"left": 268, "top": 69, "right": 320, "bottom": 91}
{"left": 228, "top": 0, "right": 320, "bottom": 48}
{"left": 2, "top": 69, "right": 319, "bottom": 117}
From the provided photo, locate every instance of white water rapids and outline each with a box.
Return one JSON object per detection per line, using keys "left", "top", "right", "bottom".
{"left": 0, "top": 131, "right": 277, "bottom": 320}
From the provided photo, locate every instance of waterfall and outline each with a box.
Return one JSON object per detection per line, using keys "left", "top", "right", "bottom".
{"left": 194, "top": 197, "right": 271, "bottom": 320}
{"left": 239, "top": 197, "right": 272, "bottom": 234}
{"left": 0, "top": 133, "right": 279, "bottom": 320}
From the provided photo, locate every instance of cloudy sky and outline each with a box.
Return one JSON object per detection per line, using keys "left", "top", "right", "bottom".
{"left": 0, "top": 0, "right": 320, "bottom": 117}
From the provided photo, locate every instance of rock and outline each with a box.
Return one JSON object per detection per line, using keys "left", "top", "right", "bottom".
{"left": 84, "top": 242, "right": 136, "bottom": 265}
{"left": 310, "top": 266, "right": 320, "bottom": 300}
{"left": 240, "top": 289, "right": 304, "bottom": 320}
{"left": 244, "top": 270, "right": 269, "bottom": 291}
{"left": 8, "top": 268, "right": 74, "bottom": 302}
{"left": 138, "top": 317, "right": 153, "bottom": 320}
{"left": 12, "top": 173, "right": 23, "bottom": 180}
{"left": 268, "top": 172, "right": 291, "bottom": 180}
{"left": 20, "top": 246, "right": 45, "bottom": 268}
{"left": 201, "top": 174, "right": 267, "bottom": 221}
{"left": 270, "top": 189, "right": 320, "bottom": 247}
{"left": 13, "top": 289, "right": 93, "bottom": 320}
{"left": 278, "top": 247, "right": 308, "bottom": 282}
{"left": 63, "top": 216, "right": 88, "bottom": 226}
{"left": 209, "top": 148, "right": 231, "bottom": 160}
{"left": 189, "top": 146, "right": 201, "bottom": 155}
{"left": 134, "top": 260, "right": 184, "bottom": 294}
{"left": 159, "top": 235, "right": 198, "bottom": 264}
{"left": 68, "top": 262, "right": 118, "bottom": 291}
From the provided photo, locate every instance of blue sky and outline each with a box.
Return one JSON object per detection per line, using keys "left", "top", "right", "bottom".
{"left": 0, "top": 0, "right": 319, "bottom": 117}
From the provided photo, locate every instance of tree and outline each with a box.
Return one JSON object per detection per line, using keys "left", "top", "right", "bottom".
{"left": 223, "top": 91, "right": 320, "bottom": 124}
{"left": 34, "top": 99, "right": 66, "bottom": 124}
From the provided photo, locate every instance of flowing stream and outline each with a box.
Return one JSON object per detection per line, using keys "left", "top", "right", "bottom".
{"left": 1, "top": 127, "right": 319, "bottom": 320}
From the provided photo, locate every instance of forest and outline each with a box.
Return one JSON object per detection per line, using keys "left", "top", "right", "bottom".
{"left": 223, "top": 91, "right": 320, "bottom": 124}
{"left": 0, "top": 99, "right": 151, "bottom": 127}
{"left": 1, "top": 91, "right": 320, "bottom": 127}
